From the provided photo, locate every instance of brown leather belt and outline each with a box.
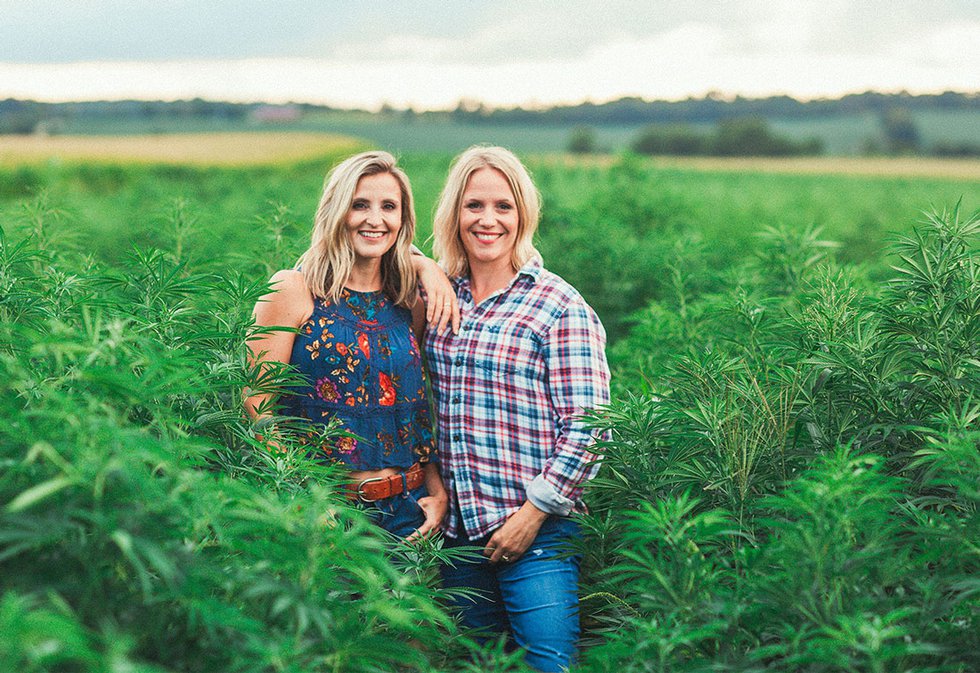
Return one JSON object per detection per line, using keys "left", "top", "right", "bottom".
{"left": 345, "top": 463, "right": 425, "bottom": 503}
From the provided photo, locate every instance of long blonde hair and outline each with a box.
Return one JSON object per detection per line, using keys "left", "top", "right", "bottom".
{"left": 432, "top": 145, "right": 541, "bottom": 277}
{"left": 296, "top": 151, "right": 418, "bottom": 307}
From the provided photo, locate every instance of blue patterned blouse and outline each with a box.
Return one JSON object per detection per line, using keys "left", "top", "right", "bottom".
{"left": 281, "top": 288, "right": 435, "bottom": 470}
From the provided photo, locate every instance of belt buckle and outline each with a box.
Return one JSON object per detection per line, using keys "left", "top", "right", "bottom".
{"left": 355, "top": 475, "right": 386, "bottom": 503}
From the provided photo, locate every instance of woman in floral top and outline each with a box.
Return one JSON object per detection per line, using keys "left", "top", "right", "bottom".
{"left": 246, "top": 151, "right": 452, "bottom": 539}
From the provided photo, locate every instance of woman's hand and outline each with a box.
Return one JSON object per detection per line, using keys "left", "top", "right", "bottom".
{"left": 408, "top": 491, "right": 448, "bottom": 541}
{"left": 413, "top": 254, "right": 460, "bottom": 334}
{"left": 483, "top": 501, "right": 549, "bottom": 563}
{"left": 407, "top": 462, "right": 449, "bottom": 541}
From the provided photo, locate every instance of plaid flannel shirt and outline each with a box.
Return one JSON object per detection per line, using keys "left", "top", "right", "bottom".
{"left": 425, "top": 257, "right": 610, "bottom": 538}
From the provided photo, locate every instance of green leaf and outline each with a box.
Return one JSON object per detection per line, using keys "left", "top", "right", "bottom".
{"left": 5, "top": 477, "right": 76, "bottom": 512}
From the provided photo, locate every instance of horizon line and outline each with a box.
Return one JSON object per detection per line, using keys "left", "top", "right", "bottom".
{"left": 5, "top": 87, "right": 979, "bottom": 114}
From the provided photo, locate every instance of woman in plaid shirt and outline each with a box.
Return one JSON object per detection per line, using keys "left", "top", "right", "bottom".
{"left": 423, "top": 146, "right": 611, "bottom": 672}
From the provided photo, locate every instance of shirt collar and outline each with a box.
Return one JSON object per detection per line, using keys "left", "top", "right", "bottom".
{"left": 517, "top": 253, "right": 543, "bottom": 283}
{"left": 455, "top": 253, "right": 543, "bottom": 297}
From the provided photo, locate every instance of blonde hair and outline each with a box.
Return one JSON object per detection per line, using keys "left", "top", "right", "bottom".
{"left": 432, "top": 145, "right": 541, "bottom": 277}
{"left": 296, "top": 151, "right": 418, "bottom": 307}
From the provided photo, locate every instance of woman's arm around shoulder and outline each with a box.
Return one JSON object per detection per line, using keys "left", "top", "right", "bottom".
{"left": 410, "top": 247, "right": 460, "bottom": 334}
{"left": 409, "top": 294, "right": 427, "bottom": 346}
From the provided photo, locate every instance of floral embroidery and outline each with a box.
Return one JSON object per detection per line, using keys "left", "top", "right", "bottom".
{"left": 306, "top": 340, "right": 320, "bottom": 360}
{"left": 377, "top": 431, "right": 395, "bottom": 456}
{"left": 377, "top": 332, "right": 393, "bottom": 358}
{"left": 357, "top": 332, "right": 371, "bottom": 359}
{"left": 379, "top": 371, "right": 396, "bottom": 406}
{"left": 344, "top": 290, "right": 382, "bottom": 322}
{"left": 336, "top": 436, "right": 358, "bottom": 454}
{"left": 315, "top": 377, "right": 339, "bottom": 403}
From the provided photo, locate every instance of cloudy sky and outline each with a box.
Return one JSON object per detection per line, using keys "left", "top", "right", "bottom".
{"left": 2, "top": 0, "right": 977, "bottom": 109}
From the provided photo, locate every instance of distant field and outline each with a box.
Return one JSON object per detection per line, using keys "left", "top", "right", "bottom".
{"left": 3, "top": 131, "right": 977, "bottom": 183}
{"left": 0, "top": 132, "right": 365, "bottom": 166}
{"left": 41, "top": 108, "right": 979, "bottom": 156}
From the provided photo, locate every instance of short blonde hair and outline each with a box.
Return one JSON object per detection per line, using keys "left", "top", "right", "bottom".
{"left": 432, "top": 145, "right": 541, "bottom": 277}
{"left": 296, "top": 151, "right": 418, "bottom": 307}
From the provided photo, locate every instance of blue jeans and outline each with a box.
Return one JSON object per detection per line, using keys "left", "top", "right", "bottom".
{"left": 441, "top": 516, "right": 582, "bottom": 672}
{"left": 362, "top": 484, "right": 428, "bottom": 538}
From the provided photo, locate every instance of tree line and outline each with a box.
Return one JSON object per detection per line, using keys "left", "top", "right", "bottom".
{"left": 449, "top": 90, "right": 977, "bottom": 125}
{"left": 2, "top": 90, "right": 976, "bottom": 134}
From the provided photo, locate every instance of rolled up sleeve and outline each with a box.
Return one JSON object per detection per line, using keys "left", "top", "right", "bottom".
{"left": 528, "top": 300, "right": 610, "bottom": 513}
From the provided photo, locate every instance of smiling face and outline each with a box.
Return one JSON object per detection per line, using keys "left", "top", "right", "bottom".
{"left": 458, "top": 167, "right": 520, "bottom": 274}
{"left": 346, "top": 172, "right": 403, "bottom": 264}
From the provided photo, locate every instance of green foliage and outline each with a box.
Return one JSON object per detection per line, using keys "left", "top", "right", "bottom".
{"left": 882, "top": 108, "right": 922, "bottom": 154}
{"left": 568, "top": 126, "right": 599, "bottom": 154}
{"left": 0, "top": 213, "right": 463, "bottom": 672}
{"left": 537, "top": 155, "right": 712, "bottom": 340}
{"left": 931, "top": 141, "right": 980, "bottom": 158}
{"left": 714, "top": 116, "right": 823, "bottom": 156}
{"left": 631, "top": 125, "right": 709, "bottom": 156}
{"left": 583, "top": 208, "right": 980, "bottom": 671}
{"left": 1, "top": 151, "right": 977, "bottom": 671}
{"left": 582, "top": 442, "right": 977, "bottom": 672}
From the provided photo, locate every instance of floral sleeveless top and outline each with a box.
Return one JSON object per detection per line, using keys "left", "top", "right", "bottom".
{"left": 282, "top": 288, "right": 435, "bottom": 470}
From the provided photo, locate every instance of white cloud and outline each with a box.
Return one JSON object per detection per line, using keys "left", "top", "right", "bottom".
{"left": 0, "top": 5, "right": 977, "bottom": 108}
{"left": 894, "top": 19, "right": 980, "bottom": 70}
{"left": 332, "top": 35, "right": 457, "bottom": 63}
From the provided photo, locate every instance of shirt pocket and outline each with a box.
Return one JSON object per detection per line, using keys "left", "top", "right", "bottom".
{"left": 474, "top": 324, "right": 548, "bottom": 404}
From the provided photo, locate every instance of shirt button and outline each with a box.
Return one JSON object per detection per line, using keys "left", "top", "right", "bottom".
{"left": 454, "top": 356, "right": 463, "bottom": 366}
{"left": 453, "top": 434, "right": 461, "bottom": 442}
{"left": 451, "top": 395, "right": 461, "bottom": 404}
{"left": 462, "top": 323, "right": 471, "bottom": 331}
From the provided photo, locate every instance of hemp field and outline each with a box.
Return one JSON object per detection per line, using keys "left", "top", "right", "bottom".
{"left": 1, "top": 135, "right": 978, "bottom": 672}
